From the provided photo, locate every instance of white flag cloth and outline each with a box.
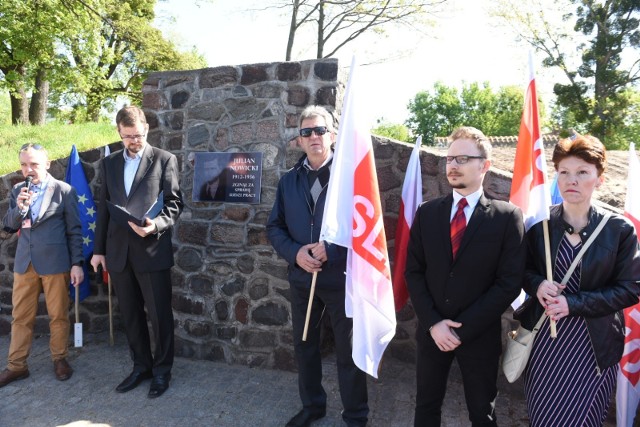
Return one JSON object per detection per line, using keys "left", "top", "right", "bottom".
{"left": 617, "top": 143, "right": 640, "bottom": 427}
{"left": 320, "top": 56, "right": 396, "bottom": 378}
{"left": 392, "top": 136, "right": 422, "bottom": 311}
{"left": 509, "top": 52, "right": 552, "bottom": 309}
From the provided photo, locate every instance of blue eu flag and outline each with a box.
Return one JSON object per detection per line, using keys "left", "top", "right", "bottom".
{"left": 64, "top": 145, "right": 96, "bottom": 301}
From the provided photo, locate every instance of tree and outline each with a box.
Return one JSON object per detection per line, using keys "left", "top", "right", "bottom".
{"left": 371, "top": 119, "right": 412, "bottom": 142}
{"left": 0, "top": 0, "right": 206, "bottom": 124}
{"left": 492, "top": 0, "right": 640, "bottom": 146}
{"left": 63, "top": 0, "right": 207, "bottom": 121}
{"left": 406, "top": 82, "right": 527, "bottom": 144}
{"left": 0, "top": 0, "right": 63, "bottom": 124}
{"left": 277, "top": 0, "right": 446, "bottom": 60}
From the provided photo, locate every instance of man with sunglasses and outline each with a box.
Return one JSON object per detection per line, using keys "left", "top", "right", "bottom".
{"left": 91, "top": 106, "right": 183, "bottom": 398}
{"left": 405, "top": 127, "right": 526, "bottom": 426}
{"left": 1, "top": 143, "right": 84, "bottom": 387}
{"left": 267, "top": 106, "right": 368, "bottom": 427}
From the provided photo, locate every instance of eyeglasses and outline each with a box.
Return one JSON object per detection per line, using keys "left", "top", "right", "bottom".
{"left": 20, "top": 143, "right": 44, "bottom": 151}
{"left": 120, "top": 133, "right": 146, "bottom": 141}
{"left": 299, "top": 126, "right": 328, "bottom": 137}
{"left": 446, "top": 155, "right": 485, "bottom": 164}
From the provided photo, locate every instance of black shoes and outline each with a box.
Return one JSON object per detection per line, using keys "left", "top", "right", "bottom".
{"left": 115, "top": 370, "right": 171, "bottom": 398}
{"left": 285, "top": 409, "right": 326, "bottom": 427}
{"left": 115, "top": 370, "right": 153, "bottom": 393}
{"left": 148, "top": 373, "right": 171, "bottom": 398}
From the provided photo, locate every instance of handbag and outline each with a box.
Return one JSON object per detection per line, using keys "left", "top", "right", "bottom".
{"left": 502, "top": 213, "right": 610, "bottom": 383}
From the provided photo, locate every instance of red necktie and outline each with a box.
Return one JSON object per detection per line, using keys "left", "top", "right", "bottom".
{"left": 450, "top": 198, "right": 468, "bottom": 259}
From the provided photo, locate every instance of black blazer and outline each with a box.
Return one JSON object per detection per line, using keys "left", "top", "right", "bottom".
{"left": 405, "top": 193, "right": 526, "bottom": 354}
{"left": 94, "top": 145, "right": 183, "bottom": 273}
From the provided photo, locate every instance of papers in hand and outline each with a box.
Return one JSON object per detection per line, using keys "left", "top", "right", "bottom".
{"left": 106, "top": 192, "right": 163, "bottom": 227}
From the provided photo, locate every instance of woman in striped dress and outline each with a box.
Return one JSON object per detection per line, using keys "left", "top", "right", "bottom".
{"left": 520, "top": 134, "right": 640, "bottom": 427}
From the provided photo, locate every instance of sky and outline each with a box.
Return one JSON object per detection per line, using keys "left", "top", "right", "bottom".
{"left": 154, "top": 0, "right": 563, "bottom": 126}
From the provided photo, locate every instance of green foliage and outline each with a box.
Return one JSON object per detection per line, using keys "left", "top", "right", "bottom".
{"left": 493, "top": 0, "right": 640, "bottom": 147}
{"left": 0, "top": 0, "right": 207, "bottom": 124}
{"left": 550, "top": 0, "right": 640, "bottom": 145}
{"left": 371, "top": 119, "right": 412, "bottom": 142}
{"left": 551, "top": 87, "right": 640, "bottom": 151}
{"left": 0, "top": 90, "right": 10, "bottom": 125}
{"left": 0, "top": 122, "right": 116, "bottom": 174}
{"left": 406, "top": 82, "right": 526, "bottom": 145}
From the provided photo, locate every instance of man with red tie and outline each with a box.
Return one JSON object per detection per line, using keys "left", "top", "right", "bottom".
{"left": 405, "top": 126, "right": 526, "bottom": 427}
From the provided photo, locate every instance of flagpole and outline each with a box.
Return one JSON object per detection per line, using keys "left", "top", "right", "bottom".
{"left": 74, "top": 287, "right": 83, "bottom": 347}
{"left": 302, "top": 272, "right": 318, "bottom": 341}
{"left": 108, "top": 274, "right": 114, "bottom": 346}
{"left": 75, "top": 289, "right": 79, "bottom": 324}
{"left": 103, "top": 144, "right": 114, "bottom": 346}
{"left": 542, "top": 220, "right": 557, "bottom": 337}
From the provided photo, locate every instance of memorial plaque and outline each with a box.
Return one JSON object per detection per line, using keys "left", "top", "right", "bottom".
{"left": 193, "top": 152, "right": 263, "bottom": 203}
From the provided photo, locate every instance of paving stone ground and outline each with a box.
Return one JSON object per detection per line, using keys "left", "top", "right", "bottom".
{"left": 0, "top": 331, "right": 610, "bottom": 427}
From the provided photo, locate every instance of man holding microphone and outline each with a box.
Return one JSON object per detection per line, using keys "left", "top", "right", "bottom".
{"left": 0, "top": 143, "right": 84, "bottom": 387}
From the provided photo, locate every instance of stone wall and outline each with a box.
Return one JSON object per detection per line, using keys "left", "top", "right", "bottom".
{"left": 0, "top": 58, "right": 515, "bottom": 370}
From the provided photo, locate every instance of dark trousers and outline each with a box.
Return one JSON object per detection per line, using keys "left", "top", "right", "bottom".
{"left": 290, "top": 284, "right": 368, "bottom": 425}
{"left": 111, "top": 259, "right": 174, "bottom": 376}
{"left": 415, "top": 327, "right": 499, "bottom": 427}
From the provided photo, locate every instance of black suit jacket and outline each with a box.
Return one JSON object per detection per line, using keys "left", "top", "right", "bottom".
{"left": 405, "top": 193, "right": 525, "bottom": 354}
{"left": 94, "top": 145, "right": 183, "bottom": 273}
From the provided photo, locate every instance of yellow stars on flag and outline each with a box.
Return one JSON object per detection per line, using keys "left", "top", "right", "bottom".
{"left": 83, "top": 235, "right": 92, "bottom": 247}
{"left": 78, "top": 194, "right": 95, "bottom": 217}
{"left": 88, "top": 221, "right": 96, "bottom": 232}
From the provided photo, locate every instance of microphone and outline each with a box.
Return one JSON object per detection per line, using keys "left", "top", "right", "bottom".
{"left": 19, "top": 176, "right": 33, "bottom": 214}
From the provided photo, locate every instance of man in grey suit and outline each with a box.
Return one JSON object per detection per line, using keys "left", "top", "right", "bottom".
{"left": 91, "top": 106, "right": 183, "bottom": 398}
{"left": 0, "top": 143, "right": 84, "bottom": 387}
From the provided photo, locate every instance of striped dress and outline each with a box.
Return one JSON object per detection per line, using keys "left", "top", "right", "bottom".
{"left": 524, "top": 236, "right": 617, "bottom": 427}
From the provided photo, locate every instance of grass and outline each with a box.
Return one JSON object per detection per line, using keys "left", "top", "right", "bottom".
{"left": 0, "top": 122, "right": 117, "bottom": 175}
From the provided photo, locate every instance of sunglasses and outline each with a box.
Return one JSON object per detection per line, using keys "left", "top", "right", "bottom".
{"left": 20, "top": 143, "right": 44, "bottom": 151}
{"left": 299, "top": 126, "right": 328, "bottom": 137}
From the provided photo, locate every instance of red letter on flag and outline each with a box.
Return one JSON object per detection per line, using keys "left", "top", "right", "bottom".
{"left": 320, "top": 56, "right": 396, "bottom": 378}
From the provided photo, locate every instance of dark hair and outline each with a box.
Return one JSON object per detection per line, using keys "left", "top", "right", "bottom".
{"left": 116, "top": 106, "right": 147, "bottom": 128}
{"left": 552, "top": 134, "right": 607, "bottom": 176}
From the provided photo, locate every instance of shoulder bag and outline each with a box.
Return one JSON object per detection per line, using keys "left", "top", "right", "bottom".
{"left": 502, "top": 213, "right": 610, "bottom": 383}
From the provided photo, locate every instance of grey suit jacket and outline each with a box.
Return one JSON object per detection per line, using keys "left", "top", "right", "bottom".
{"left": 3, "top": 176, "right": 84, "bottom": 275}
{"left": 93, "top": 144, "right": 183, "bottom": 273}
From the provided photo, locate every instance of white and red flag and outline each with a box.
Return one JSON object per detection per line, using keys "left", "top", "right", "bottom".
{"left": 509, "top": 52, "right": 552, "bottom": 309}
{"left": 320, "top": 56, "right": 396, "bottom": 378}
{"left": 392, "top": 136, "right": 423, "bottom": 311}
{"left": 617, "top": 143, "right": 640, "bottom": 427}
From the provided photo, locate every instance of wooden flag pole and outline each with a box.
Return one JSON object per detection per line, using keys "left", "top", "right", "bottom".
{"left": 108, "top": 275, "right": 114, "bottom": 346}
{"left": 542, "top": 220, "right": 557, "bottom": 338}
{"left": 302, "top": 272, "right": 318, "bottom": 341}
